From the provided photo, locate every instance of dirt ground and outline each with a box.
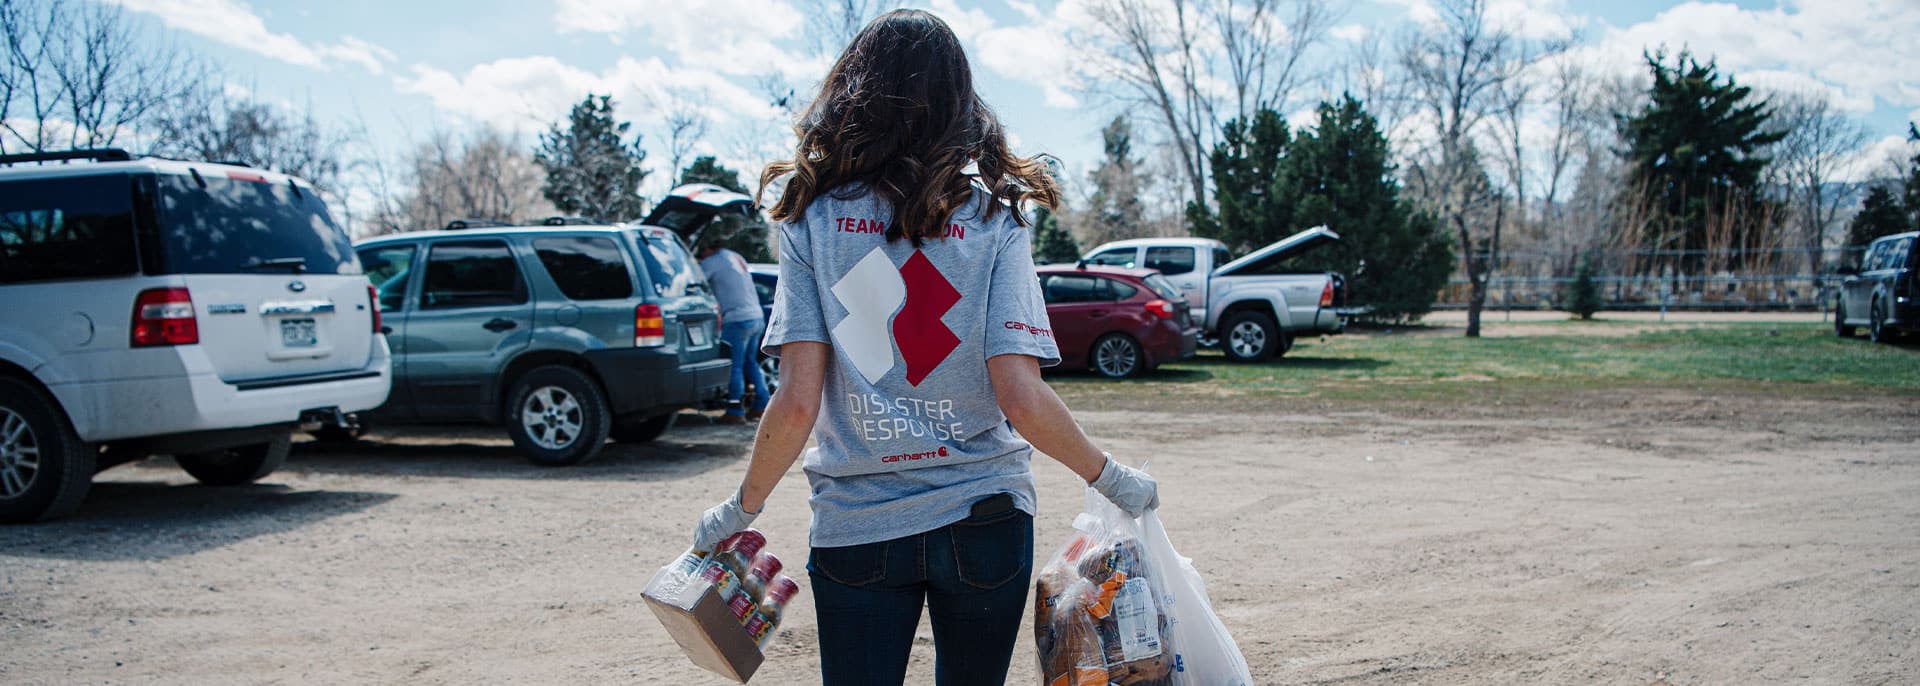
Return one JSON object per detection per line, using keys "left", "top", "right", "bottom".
{"left": 3, "top": 380, "right": 1917, "bottom": 685}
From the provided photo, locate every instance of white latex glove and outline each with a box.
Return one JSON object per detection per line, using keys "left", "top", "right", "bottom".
{"left": 692, "top": 489, "right": 759, "bottom": 553}
{"left": 1090, "top": 455, "right": 1160, "bottom": 518}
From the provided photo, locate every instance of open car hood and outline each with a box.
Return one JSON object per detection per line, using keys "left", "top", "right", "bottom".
{"left": 639, "top": 184, "right": 757, "bottom": 236}
{"left": 1213, "top": 225, "right": 1341, "bottom": 276}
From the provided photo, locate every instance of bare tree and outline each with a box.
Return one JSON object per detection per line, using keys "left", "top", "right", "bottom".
{"left": 1209, "top": 0, "right": 1337, "bottom": 123}
{"left": 798, "top": 0, "right": 904, "bottom": 55}
{"left": 656, "top": 87, "right": 711, "bottom": 184}
{"left": 1398, "top": 0, "right": 1525, "bottom": 337}
{"left": 1766, "top": 90, "right": 1868, "bottom": 273}
{"left": 1, "top": 0, "right": 202, "bottom": 153}
{"left": 147, "top": 88, "right": 346, "bottom": 191}
{"left": 371, "top": 127, "right": 557, "bottom": 235}
{"left": 1079, "top": 0, "right": 1214, "bottom": 209}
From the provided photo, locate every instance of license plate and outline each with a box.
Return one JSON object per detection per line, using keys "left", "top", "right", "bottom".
{"left": 281, "top": 318, "right": 317, "bottom": 347}
{"left": 687, "top": 322, "right": 710, "bottom": 347}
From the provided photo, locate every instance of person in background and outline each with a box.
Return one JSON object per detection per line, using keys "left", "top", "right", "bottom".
{"left": 688, "top": 9, "right": 1159, "bottom": 685}
{"left": 699, "top": 240, "right": 769, "bottom": 425}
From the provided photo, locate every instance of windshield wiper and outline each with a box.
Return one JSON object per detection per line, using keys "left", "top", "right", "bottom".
{"left": 241, "top": 257, "right": 307, "bottom": 273}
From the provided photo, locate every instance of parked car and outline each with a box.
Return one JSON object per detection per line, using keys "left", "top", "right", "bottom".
{"left": 1037, "top": 265, "right": 1200, "bottom": 378}
{"left": 1081, "top": 226, "right": 1345, "bottom": 362}
{"left": 348, "top": 186, "right": 752, "bottom": 465}
{"left": 748, "top": 263, "right": 781, "bottom": 396}
{"left": 1835, "top": 231, "right": 1918, "bottom": 343}
{"left": 0, "top": 149, "right": 391, "bottom": 522}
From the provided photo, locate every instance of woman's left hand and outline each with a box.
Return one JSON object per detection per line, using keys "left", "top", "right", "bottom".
{"left": 692, "top": 489, "right": 760, "bottom": 552}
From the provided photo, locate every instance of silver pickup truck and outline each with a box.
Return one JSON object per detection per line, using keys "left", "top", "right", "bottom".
{"left": 1081, "top": 226, "right": 1345, "bottom": 361}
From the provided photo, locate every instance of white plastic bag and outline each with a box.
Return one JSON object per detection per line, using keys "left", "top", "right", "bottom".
{"left": 1139, "top": 510, "right": 1254, "bottom": 686}
{"left": 1033, "top": 487, "right": 1253, "bottom": 686}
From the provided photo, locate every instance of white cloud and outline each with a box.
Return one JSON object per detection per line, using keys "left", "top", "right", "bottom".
{"left": 1744, "top": 69, "right": 1876, "bottom": 113}
{"left": 930, "top": 0, "right": 997, "bottom": 43}
{"left": 107, "top": 0, "right": 393, "bottom": 73}
{"left": 393, "top": 55, "right": 779, "bottom": 133}
{"left": 550, "top": 0, "right": 815, "bottom": 79}
{"left": 1842, "top": 133, "right": 1918, "bottom": 183}
{"left": 1383, "top": 0, "right": 1578, "bottom": 40}
{"left": 1330, "top": 23, "right": 1369, "bottom": 42}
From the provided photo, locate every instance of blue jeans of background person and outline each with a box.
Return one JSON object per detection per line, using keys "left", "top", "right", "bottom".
{"left": 721, "top": 319, "right": 769, "bottom": 417}
{"left": 809, "top": 501, "right": 1033, "bottom": 686}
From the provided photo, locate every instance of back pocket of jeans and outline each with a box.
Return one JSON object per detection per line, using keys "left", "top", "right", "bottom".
{"left": 950, "top": 509, "right": 1032, "bottom": 590}
{"left": 809, "top": 540, "right": 887, "bottom": 587}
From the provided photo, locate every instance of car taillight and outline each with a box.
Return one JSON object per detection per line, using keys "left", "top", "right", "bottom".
{"left": 366, "top": 284, "right": 382, "bottom": 333}
{"left": 1319, "top": 281, "right": 1335, "bottom": 307}
{"left": 1145, "top": 299, "right": 1175, "bottom": 319}
{"left": 131, "top": 287, "right": 197, "bottom": 347}
{"left": 635, "top": 303, "right": 666, "bottom": 347}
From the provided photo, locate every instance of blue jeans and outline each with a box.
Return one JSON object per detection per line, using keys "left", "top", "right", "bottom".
{"left": 721, "top": 319, "right": 768, "bottom": 416}
{"left": 809, "top": 502, "right": 1033, "bottom": 686}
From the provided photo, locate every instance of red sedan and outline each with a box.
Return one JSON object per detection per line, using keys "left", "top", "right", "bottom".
{"left": 1037, "top": 265, "right": 1200, "bottom": 378}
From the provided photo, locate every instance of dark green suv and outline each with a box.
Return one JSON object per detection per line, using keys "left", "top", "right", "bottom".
{"left": 349, "top": 190, "right": 751, "bottom": 465}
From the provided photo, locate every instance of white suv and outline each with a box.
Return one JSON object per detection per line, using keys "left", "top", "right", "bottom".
{"left": 0, "top": 149, "right": 392, "bottom": 522}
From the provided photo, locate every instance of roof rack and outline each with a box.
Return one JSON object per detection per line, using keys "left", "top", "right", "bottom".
{"left": 540, "top": 216, "right": 598, "bottom": 226}
{"left": 444, "top": 218, "right": 511, "bottom": 230}
{"left": 0, "top": 148, "right": 135, "bottom": 167}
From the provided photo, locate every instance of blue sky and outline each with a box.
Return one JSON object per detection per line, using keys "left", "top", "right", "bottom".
{"left": 102, "top": 0, "right": 1920, "bottom": 215}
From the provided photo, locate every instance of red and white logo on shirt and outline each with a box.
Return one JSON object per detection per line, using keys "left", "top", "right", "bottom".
{"left": 830, "top": 247, "right": 960, "bottom": 386}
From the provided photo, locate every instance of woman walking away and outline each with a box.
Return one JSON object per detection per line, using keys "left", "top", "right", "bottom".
{"left": 688, "top": 10, "right": 1159, "bottom": 686}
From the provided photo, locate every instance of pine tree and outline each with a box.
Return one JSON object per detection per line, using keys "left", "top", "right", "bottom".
{"left": 1565, "top": 252, "right": 1603, "bottom": 320}
{"left": 535, "top": 94, "right": 650, "bottom": 222}
{"left": 1848, "top": 187, "right": 1909, "bottom": 258}
{"left": 1086, "top": 115, "right": 1147, "bottom": 245}
{"left": 1617, "top": 50, "right": 1785, "bottom": 269}
{"left": 675, "top": 155, "right": 771, "bottom": 262}
{"left": 1187, "top": 109, "right": 1291, "bottom": 255}
{"left": 1030, "top": 206, "right": 1079, "bottom": 264}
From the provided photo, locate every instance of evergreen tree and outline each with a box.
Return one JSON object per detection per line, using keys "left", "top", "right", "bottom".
{"left": 1086, "top": 115, "right": 1147, "bottom": 245}
{"left": 1617, "top": 50, "right": 1784, "bottom": 269}
{"left": 1030, "top": 206, "right": 1080, "bottom": 264}
{"left": 1848, "top": 186, "right": 1910, "bottom": 258}
{"left": 1905, "top": 123, "right": 1920, "bottom": 230}
{"left": 1187, "top": 109, "right": 1291, "bottom": 255}
{"left": 1565, "top": 252, "right": 1603, "bottom": 320}
{"left": 535, "top": 94, "right": 650, "bottom": 222}
{"left": 676, "top": 155, "right": 771, "bottom": 262}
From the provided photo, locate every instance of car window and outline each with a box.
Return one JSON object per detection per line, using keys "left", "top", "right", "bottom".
{"left": 753, "top": 276, "right": 775, "bottom": 306}
{"left": 1142, "top": 274, "right": 1183, "bottom": 301}
{"left": 153, "top": 173, "right": 357, "bottom": 275}
{"left": 1144, "top": 247, "right": 1196, "bottom": 276}
{"left": 0, "top": 174, "right": 139, "bottom": 283}
{"left": 1889, "top": 238, "right": 1914, "bottom": 270}
{"left": 1105, "top": 279, "right": 1139, "bottom": 300}
{"left": 634, "top": 229, "right": 701, "bottom": 298}
{"left": 1043, "top": 274, "right": 1104, "bottom": 303}
{"left": 1084, "top": 249, "right": 1136, "bottom": 268}
{"left": 1212, "top": 247, "right": 1232, "bottom": 271}
{"left": 420, "top": 240, "right": 527, "bottom": 309}
{"left": 357, "top": 244, "right": 417, "bottom": 312}
{"left": 533, "top": 236, "right": 632, "bottom": 300}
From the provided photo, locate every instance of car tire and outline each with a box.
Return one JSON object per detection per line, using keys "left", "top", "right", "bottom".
{"left": 1090, "top": 333, "right": 1145, "bottom": 379}
{"left": 506, "top": 365, "right": 611, "bottom": 466}
{"left": 1835, "top": 301, "right": 1856, "bottom": 338}
{"left": 1221, "top": 310, "right": 1279, "bottom": 362}
{"left": 0, "top": 377, "right": 94, "bottom": 523}
{"left": 758, "top": 354, "right": 781, "bottom": 398}
{"left": 1869, "top": 296, "right": 1895, "bottom": 344}
{"left": 611, "top": 413, "right": 676, "bottom": 444}
{"left": 177, "top": 432, "right": 291, "bottom": 486}
{"left": 309, "top": 414, "right": 367, "bottom": 444}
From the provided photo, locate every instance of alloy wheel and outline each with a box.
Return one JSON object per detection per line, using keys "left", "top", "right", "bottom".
{"left": 521, "top": 386, "right": 583, "bottom": 450}
{"left": 0, "top": 408, "right": 41, "bottom": 498}
{"left": 1230, "top": 321, "right": 1267, "bottom": 358}
{"left": 1095, "top": 336, "right": 1140, "bottom": 378}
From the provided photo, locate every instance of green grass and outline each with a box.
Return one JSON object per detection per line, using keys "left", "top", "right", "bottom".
{"left": 1049, "top": 322, "right": 1920, "bottom": 401}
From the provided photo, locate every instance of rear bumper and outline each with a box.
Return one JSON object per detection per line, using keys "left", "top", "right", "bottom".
{"left": 52, "top": 339, "right": 393, "bottom": 444}
{"left": 1142, "top": 321, "right": 1200, "bottom": 367}
{"left": 583, "top": 345, "right": 731, "bottom": 417}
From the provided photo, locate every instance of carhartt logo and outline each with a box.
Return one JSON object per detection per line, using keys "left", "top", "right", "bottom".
{"left": 829, "top": 247, "right": 961, "bottom": 386}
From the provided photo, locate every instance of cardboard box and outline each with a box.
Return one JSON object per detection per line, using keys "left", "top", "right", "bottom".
{"left": 644, "top": 565, "right": 765, "bottom": 682}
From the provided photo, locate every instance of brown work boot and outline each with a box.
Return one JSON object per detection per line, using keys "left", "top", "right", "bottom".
{"left": 745, "top": 408, "right": 765, "bottom": 421}
{"left": 717, "top": 414, "right": 747, "bottom": 426}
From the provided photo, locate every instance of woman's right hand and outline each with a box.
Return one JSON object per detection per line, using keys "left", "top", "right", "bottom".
{"left": 692, "top": 489, "right": 760, "bottom": 552}
{"left": 1091, "top": 456, "right": 1159, "bottom": 518}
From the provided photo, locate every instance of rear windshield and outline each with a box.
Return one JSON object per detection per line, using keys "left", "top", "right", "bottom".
{"left": 1142, "top": 274, "right": 1184, "bottom": 301}
{"left": 0, "top": 174, "right": 139, "bottom": 283}
{"left": 633, "top": 229, "right": 703, "bottom": 298}
{"left": 154, "top": 173, "right": 358, "bottom": 275}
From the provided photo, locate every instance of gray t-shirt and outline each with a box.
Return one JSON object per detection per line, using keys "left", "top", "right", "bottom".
{"left": 762, "top": 186, "right": 1060, "bottom": 548}
{"left": 700, "top": 248, "right": 763, "bottom": 326}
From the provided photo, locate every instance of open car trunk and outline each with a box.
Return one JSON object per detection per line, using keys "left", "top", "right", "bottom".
{"left": 639, "top": 184, "right": 757, "bottom": 242}
{"left": 1214, "top": 225, "right": 1341, "bottom": 276}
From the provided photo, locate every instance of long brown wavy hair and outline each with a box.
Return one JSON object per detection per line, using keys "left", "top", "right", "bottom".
{"left": 758, "top": 9, "right": 1059, "bottom": 246}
